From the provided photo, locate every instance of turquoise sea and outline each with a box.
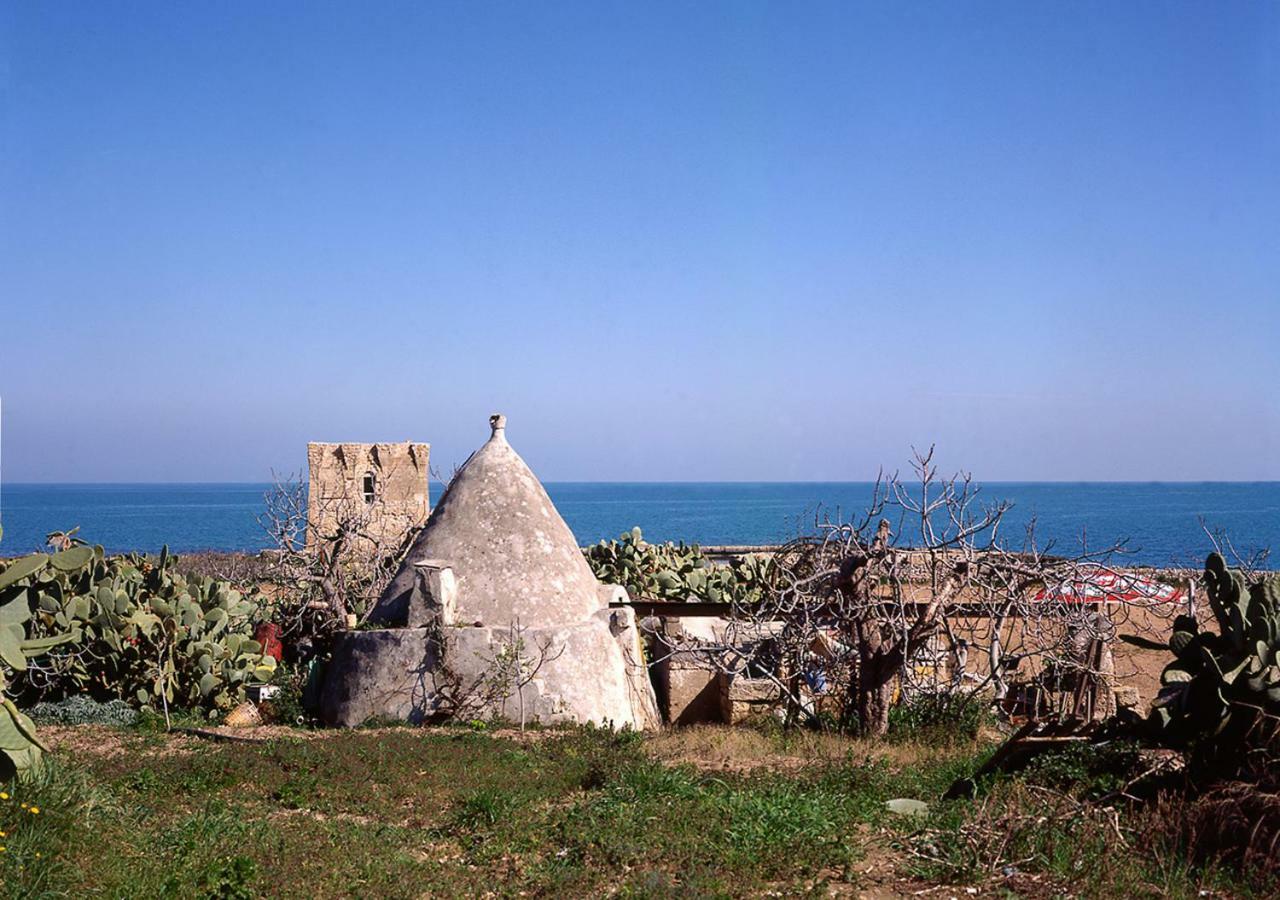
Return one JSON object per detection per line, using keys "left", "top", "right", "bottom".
{"left": 1, "top": 482, "right": 1277, "bottom": 569}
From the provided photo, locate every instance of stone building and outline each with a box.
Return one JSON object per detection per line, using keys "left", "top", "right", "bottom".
{"left": 305, "top": 442, "right": 430, "bottom": 553}
{"left": 319, "top": 415, "right": 659, "bottom": 730}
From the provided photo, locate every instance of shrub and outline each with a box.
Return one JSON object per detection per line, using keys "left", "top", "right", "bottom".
{"left": 888, "top": 691, "right": 990, "bottom": 744}
{"left": 1021, "top": 740, "right": 1142, "bottom": 797}
{"left": 27, "top": 696, "right": 138, "bottom": 727}
{"left": 170, "top": 551, "right": 276, "bottom": 587}
{"left": 1146, "top": 783, "right": 1280, "bottom": 894}
{"left": 0, "top": 537, "right": 77, "bottom": 778}
{"left": 0, "top": 543, "right": 276, "bottom": 717}
{"left": 256, "top": 663, "right": 312, "bottom": 726}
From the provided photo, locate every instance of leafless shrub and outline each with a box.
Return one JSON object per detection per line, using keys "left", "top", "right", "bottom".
{"left": 1179, "top": 782, "right": 1280, "bottom": 883}
{"left": 416, "top": 619, "right": 565, "bottom": 728}
{"left": 258, "top": 471, "right": 418, "bottom": 642}
{"left": 655, "top": 448, "right": 1169, "bottom": 736}
{"left": 171, "top": 551, "right": 276, "bottom": 586}
{"left": 904, "top": 782, "right": 1127, "bottom": 883}
{"left": 1200, "top": 515, "right": 1271, "bottom": 580}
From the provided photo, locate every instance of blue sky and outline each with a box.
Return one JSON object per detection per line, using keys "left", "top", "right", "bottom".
{"left": 1, "top": 2, "right": 1277, "bottom": 482}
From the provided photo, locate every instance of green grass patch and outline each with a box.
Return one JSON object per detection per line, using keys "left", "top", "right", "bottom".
{"left": 0, "top": 724, "right": 1261, "bottom": 898}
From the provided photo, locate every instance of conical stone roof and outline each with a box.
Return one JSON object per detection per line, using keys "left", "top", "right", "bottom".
{"left": 373, "top": 414, "right": 604, "bottom": 627}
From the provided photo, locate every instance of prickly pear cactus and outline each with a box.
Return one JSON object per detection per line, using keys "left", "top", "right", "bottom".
{"left": 1124, "top": 552, "right": 1280, "bottom": 752}
{"left": 584, "top": 527, "right": 773, "bottom": 604}
{"left": 0, "top": 537, "right": 276, "bottom": 719}
{"left": 0, "top": 529, "right": 75, "bottom": 778}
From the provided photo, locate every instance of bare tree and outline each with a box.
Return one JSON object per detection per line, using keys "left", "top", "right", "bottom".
{"left": 1199, "top": 516, "right": 1271, "bottom": 580}
{"left": 656, "top": 448, "right": 1156, "bottom": 737}
{"left": 258, "top": 470, "right": 418, "bottom": 642}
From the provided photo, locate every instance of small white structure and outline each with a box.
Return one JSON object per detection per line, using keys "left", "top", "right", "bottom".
{"left": 320, "top": 415, "right": 660, "bottom": 730}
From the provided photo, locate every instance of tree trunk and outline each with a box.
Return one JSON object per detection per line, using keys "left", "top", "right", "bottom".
{"left": 857, "top": 660, "right": 895, "bottom": 737}
{"left": 834, "top": 520, "right": 904, "bottom": 737}
{"left": 852, "top": 618, "right": 899, "bottom": 737}
{"left": 989, "top": 624, "right": 1007, "bottom": 702}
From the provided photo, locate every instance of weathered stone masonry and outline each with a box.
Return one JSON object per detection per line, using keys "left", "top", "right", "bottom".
{"left": 305, "top": 441, "right": 430, "bottom": 553}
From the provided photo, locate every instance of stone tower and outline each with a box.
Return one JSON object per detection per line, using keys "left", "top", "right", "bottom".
{"left": 305, "top": 442, "right": 430, "bottom": 553}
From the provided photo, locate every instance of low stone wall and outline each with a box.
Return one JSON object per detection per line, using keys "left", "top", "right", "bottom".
{"left": 720, "top": 675, "right": 782, "bottom": 725}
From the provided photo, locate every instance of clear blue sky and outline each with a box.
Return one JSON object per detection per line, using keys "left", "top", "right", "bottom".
{"left": 1, "top": 2, "right": 1277, "bottom": 483}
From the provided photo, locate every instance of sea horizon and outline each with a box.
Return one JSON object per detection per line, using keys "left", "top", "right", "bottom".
{"left": 2, "top": 480, "right": 1277, "bottom": 569}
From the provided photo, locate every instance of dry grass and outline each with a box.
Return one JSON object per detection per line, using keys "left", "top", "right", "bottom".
{"left": 645, "top": 723, "right": 995, "bottom": 772}
{"left": 8, "top": 721, "right": 1262, "bottom": 898}
{"left": 6, "top": 725, "right": 964, "bottom": 897}
{"left": 1167, "top": 782, "right": 1280, "bottom": 890}
{"left": 37, "top": 722, "right": 568, "bottom": 763}
{"left": 49, "top": 720, "right": 942, "bottom": 773}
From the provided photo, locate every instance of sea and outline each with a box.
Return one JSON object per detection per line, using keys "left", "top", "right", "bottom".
{"left": 1, "top": 482, "right": 1278, "bottom": 569}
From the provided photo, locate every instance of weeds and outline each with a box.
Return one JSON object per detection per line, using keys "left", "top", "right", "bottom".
{"left": 258, "top": 663, "right": 313, "bottom": 727}
{"left": 887, "top": 690, "right": 992, "bottom": 744}
{"left": 194, "top": 855, "right": 257, "bottom": 900}
{"left": 0, "top": 762, "right": 121, "bottom": 899}
{"left": 0, "top": 724, "right": 1260, "bottom": 898}
{"left": 1138, "top": 784, "right": 1280, "bottom": 896}
{"left": 901, "top": 782, "right": 1121, "bottom": 885}
{"left": 898, "top": 747, "right": 1266, "bottom": 899}
{"left": 451, "top": 787, "right": 516, "bottom": 830}
{"left": 1022, "top": 739, "right": 1143, "bottom": 798}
